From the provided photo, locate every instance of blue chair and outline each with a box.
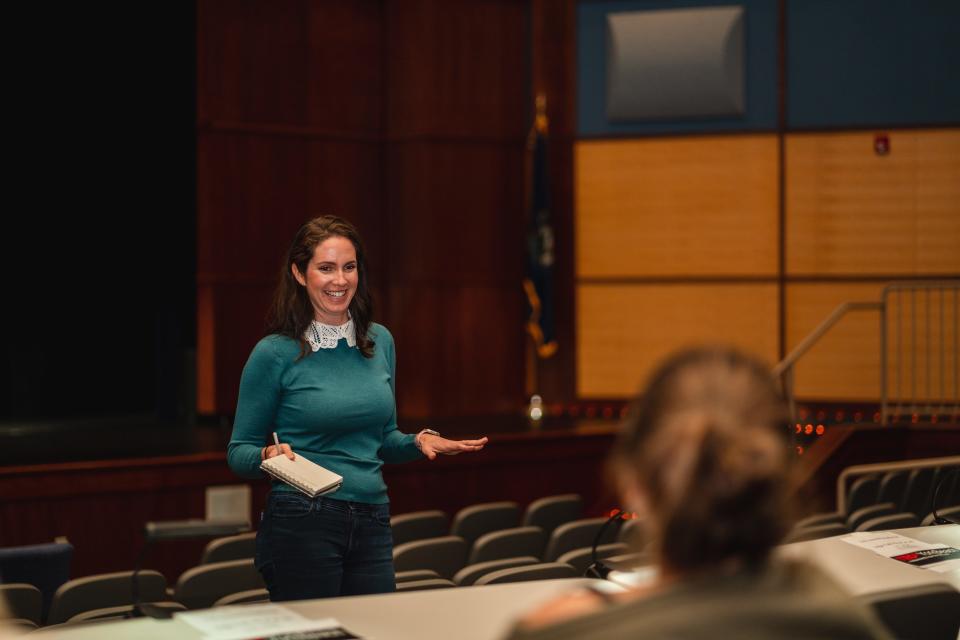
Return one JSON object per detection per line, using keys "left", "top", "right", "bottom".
{"left": 0, "top": 541, "right": 73, "bottom": 623}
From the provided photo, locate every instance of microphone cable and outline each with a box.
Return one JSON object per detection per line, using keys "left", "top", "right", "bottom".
{"left": 931, "top": 468, "right": 959, "bottom": 525}
{"left": 584, "top": 509, "right": 628, "bottom": 579}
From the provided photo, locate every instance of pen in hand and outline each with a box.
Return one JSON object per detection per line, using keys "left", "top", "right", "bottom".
{"left": 272, "top": 432, "right": 295, "bottom": 460}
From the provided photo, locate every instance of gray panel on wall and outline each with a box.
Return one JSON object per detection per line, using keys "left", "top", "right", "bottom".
{"left": 606, "top": 6, "right": 745, "bottom": 121}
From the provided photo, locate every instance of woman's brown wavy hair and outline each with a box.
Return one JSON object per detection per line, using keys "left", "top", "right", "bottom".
{"left": 610, "top": 347, "right": 792, "bottom": 574}
{"left": 266, "top": 216, "right": 376, "bottom": 359}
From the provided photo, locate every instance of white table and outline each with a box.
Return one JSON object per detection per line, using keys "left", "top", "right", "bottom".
{"left": 32, "top": 578, "right": 596, "bottom": 640}
{"left": 31, "top": 526, "right": 960, "bottom": 639}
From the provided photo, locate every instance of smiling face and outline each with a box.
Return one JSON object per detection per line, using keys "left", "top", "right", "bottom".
{"left": 291, "top": 235, "right": 359, "bottom": 325}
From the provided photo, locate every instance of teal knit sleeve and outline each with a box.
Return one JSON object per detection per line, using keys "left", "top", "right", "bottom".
{"left": 227, "top": 337, "right": 285, "bottom": 478}
{"left": 376, "top": 326, "right": 423, "bottom": 464}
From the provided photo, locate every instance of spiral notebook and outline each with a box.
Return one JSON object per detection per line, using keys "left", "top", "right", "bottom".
{"left": 260, "top": 455, "right": 343, "bottom": 498}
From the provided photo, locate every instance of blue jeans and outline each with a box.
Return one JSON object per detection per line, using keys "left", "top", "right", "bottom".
{"left": 255, "top": 492, "right": 396, "bottom": 601}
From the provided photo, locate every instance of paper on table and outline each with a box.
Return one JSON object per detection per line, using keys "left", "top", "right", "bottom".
{"left": 841, "top": 531, "right": 960, "bottom": 574}
{"left": 176, "top": 604, "right": 344, "bottom": 640}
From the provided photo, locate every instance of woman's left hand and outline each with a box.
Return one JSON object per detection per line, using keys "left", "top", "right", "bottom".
{"left": 417, "top": 433, "right": 488, "bottom": 461}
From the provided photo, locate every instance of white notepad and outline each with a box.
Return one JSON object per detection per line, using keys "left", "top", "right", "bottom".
{"left": 260, "top": 455, "right": 343, "bottom": 498}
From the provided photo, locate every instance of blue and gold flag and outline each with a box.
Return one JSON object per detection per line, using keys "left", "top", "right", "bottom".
{"left": 524, "top": 95, "right": 558, "bottom": 359}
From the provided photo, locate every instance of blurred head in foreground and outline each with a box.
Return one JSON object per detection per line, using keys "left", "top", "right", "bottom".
{"left": 610, "top": 346, "right": 791, "bottom": 576}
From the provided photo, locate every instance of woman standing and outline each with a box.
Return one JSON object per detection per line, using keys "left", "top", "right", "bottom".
{"left": 228, "top": 216, "right": 487, "bottom": 601}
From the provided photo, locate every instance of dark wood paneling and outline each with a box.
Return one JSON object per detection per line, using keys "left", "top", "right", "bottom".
{"left": 380, "top": 0, "right": 530, "bottom": 417}
{"left": 387, "top": 284, "right": 526, "bottom": 418}
{"left": 384, "top": 142, "right": 525, "bottom": 285}
{"left": 385, "top": 0, "right": 528, "bottom": 139}
{"left": 197, "top": 133, "right": 384, "bottom": 284}
{"left": 197, "top": 0, "right": 383, "bottom": 131}
{"left": 198, "top": 0, "right": 533, "bottom": 416}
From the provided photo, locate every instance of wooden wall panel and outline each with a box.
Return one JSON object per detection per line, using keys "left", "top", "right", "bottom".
{"left": 382, "top": 0, "right": 529, "bottom": 417}
{"left": 197, "top": 0, "right": 383, "bottom": 131}
{"left": 786, "top": 129, "right": 960, "bottom": 276}
{"left": 385, "top": 0, "right": 527, "bottom": 139}
{"left": 786, "top": 283, "right": 957, "bottom": 403}
{"left": 577, "top": 284, "right": 779, "bottom": 398}
{"left": 786, "top": 283, "right": 886, "bottom": 401}
{"left": 384, "top": 143, "right": 524, "bottom": 285}
{"left": 575, "top": 135, "right": 779, "bottom": 278}
{"left": 387, "top": 284, "right": 525, "bottom": 418}
{"left": 197, "top": 0, "right": 530, "bottom": 415}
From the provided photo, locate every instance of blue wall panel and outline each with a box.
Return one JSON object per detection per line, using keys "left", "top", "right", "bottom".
{"left": 577, "top": 0, "right": 779, "bottom": 137}
{"left": 787, "top": 0, "right": 960, "bottom": 128}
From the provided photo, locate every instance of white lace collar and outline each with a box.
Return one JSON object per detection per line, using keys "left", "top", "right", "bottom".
{"left": 305, "top": 317, "right": 356, "bottom": 351}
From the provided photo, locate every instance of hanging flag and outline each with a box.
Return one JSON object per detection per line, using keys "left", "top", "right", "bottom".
{"left": 523, "top": 95, "right": 558, "bottom": 359}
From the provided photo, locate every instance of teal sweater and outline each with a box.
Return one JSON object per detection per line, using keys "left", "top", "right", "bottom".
{"left": 227, "top": 323, "right": 422, "bottom": 503}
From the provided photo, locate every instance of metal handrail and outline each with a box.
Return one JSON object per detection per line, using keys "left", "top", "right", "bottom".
{"left": 773, "top": 301, "right": 883, "bottom": 421}
{"left": 775, "top": 279, "right": 960, "bottom": 425}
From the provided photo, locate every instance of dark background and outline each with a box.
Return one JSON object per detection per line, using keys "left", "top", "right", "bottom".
{"left": 3, "top": 3, "right": 197, "bottom": 423}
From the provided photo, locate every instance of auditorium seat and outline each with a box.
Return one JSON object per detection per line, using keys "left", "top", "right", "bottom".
{"left": 901, "top": 467, "right": 937, "bottom": 517}
{"left": 390, "top": 510, "right": 448, "bottom": 546}
{"left": 395, "top": 569, "right": 442, "bottom": 583}
{"left": 521, "top": 494, "right": 583, "bottom": 538}
{"left": 452, "top": 556, "right": 540, "bottom": 586}
{"left": 67, "top": 601, "right": 187, "bottom": 623}
{"left": 543, "top": 518, "right": 618, "bottom": 562}
{"left": 0, "top": 541, "right": 73, "bottom": 623}
{"left": 1, "top": 618, "right": 38, "bottom": 632}
{"left": 392, "top": 536, "right": 468, "bottom": 580}
{"left": 794, "top": 475, "right": 880, "bottom": 529}
{"left": 603, "top": 551, "right": 650, "bottom": 571}
{"left": 47, "top": 570, "right": 167, "bottom": 625}
{"left": 473, "top": 562, "right": 577, "bottom": 585}
{"left": 0, "top": 583, "right": 42, "bottom": 626}
{"left": 174, "top": 559, "right": 265, "bottom": 609}
{"left": 557, "top": 543, "right": 629, "bottom": 576}
{"left": 617, "top": 518, "right": 646, "bottom": 547}
{"left": 395, "top": 578, "right": 456, "bottom": 592}
{"left": 855, "top": 512, "right": 920, "bottom": 532}
{"left": 784, "top": 522, "right": 849, "bottom": 543}
{"left": 860, "top": 582, "right": 960, "bottom": 640}
{"left": 876, "top": 470, "right": 908, "bottom": 510}
{"left": 845, "top": 502, "right": 897, "bottom": 531}
{"left": 213, "top": 589, "right": 270, "bottom": 606}
{"left": 450, "top": 502, "right": 520, "bottom": 547}
{"left": 921, "top": 504, "right": 960, "bottom": 526}
{"left": 468, "top": 526, "right": 545, "bottom": 565}
{"left": 199, "top": 532, "right": 256, "bottom": 565}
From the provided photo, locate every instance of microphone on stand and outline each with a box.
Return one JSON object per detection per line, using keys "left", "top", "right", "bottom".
{"left": 931, "top": 469, "right": 959, "bottom": 525}
{"left": 584, "top": 509, "right": 627, "bottom": 579}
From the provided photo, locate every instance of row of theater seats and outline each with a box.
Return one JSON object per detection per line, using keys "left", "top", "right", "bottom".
{"left": 389, "top": 497, "right": 647, "bottom": 585}
{"left": 786, "top": 463, "right": 959, "bottom": 542}
{"left": 0, "top": 494, "right": 638, "bottom": 629}
{"left": 0, "top": 558, "right": 270, "bottom": 630}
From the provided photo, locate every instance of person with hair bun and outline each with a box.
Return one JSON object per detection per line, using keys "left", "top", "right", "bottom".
{"left": 228, "top": 215, "right": 487, "bottom": 601}
{"left": 506, "top": 347, "right": 889, "bottom": 640}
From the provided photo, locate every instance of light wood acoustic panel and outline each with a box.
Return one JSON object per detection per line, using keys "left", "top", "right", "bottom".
{"left": 786, "top": 128, "right": 960, "bottom": 276}
{"left": 786, "top": 283, "right": 886, "bottom": 401}
{"left": 788, "top": 282, "right": 959, "bottom": 404}
{"left": 575, "top": 135, "right": 779, "bottom": 278}
{"left": 577, "top": 283, "right": 779, "bottom": 398}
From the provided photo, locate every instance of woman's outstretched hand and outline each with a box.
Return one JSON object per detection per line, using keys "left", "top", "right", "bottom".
{"left": 417, "top": 433, "right": 488, "bottom": 461}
